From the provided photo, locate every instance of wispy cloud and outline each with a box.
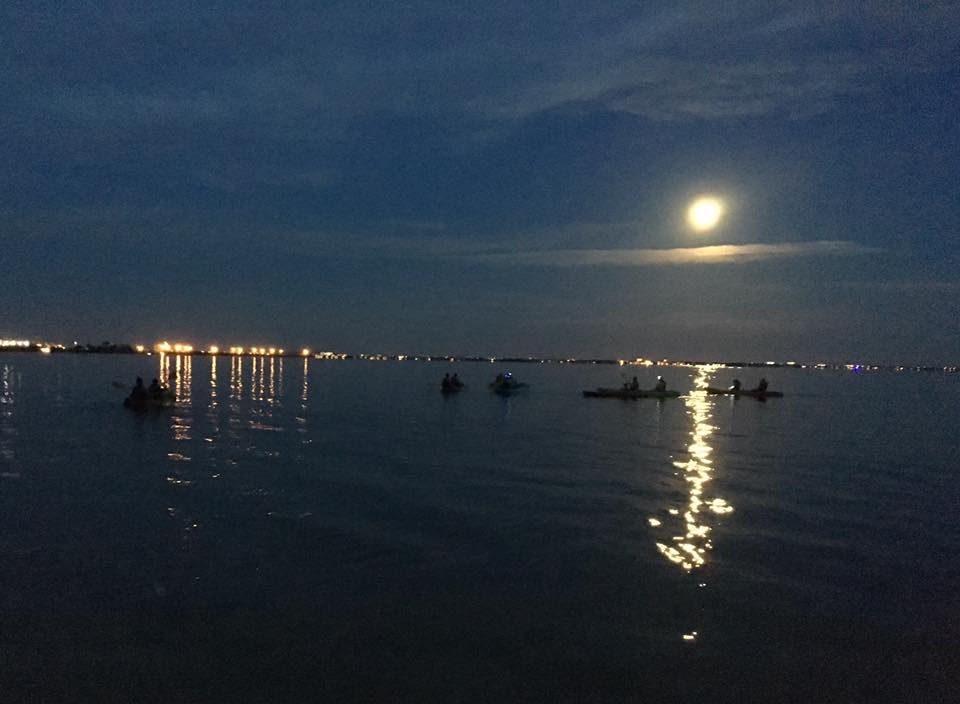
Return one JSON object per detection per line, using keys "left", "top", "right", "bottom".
{"left": 851, "top": 280, "right": 960, "bottom": 293}
{"left": 478, "top": 54, "right": 871, "bottom": 121}
{"left": 471, "top": 5, "right": 960, "bottom": 122}
{"left": 469, "top": 240, "right": 879, "bottom": 267}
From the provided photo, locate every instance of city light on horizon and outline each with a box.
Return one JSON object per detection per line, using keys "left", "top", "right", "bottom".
{"left": 0, "top": 332, "right": 956, "bottom": 371}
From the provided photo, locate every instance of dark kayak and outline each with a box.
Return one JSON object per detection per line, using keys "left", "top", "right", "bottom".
{"left": 124, "top": 392, "right": 175, "bottom": 410}
{"left": 583, "top": 388, "right": 680, "bottom": 399}
{"left": 441, "top": 384, "right": 465, "bottom": 394}
{"left": 489, "top": 381, "right": 529, "bottom": 395}
{"left": 705, "top": 387, "right": 783, "bottom": 398}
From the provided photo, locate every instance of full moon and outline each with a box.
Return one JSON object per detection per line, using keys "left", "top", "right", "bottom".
{"left": 687, "top": 196, "right": 725, "bottom": 232}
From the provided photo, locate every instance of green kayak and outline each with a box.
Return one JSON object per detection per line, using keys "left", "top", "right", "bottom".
{"left": 705, "top": 387, "right": 783, "bottom": 398}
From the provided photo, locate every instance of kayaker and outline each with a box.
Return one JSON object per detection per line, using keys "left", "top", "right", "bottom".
{"left": 495, "top": 373, "right": 504, "bottom": 386}
{"left": 630, "top": 376, "right": 640, "bottom": 391}
{"left": 148, "top": 378, "right": 162, "bottom": 397}
{"left": 655, "top": 376, "right": 667, "bottom": 392}
{"left": 730, "top": 378, "right": 741, "bottom": 392}
{"left": 129, "top": 377, "right": 147, "bottom": 402}
{"left": 442, "top": 373, "right": 452, "bottom": 391}
{"left": 755, "top": 378, "right": 768, "bottom": 393}
{"left": 452, "top": 373, "right": 463, "bottom": 388}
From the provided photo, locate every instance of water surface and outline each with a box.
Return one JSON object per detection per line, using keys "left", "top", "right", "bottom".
{"left": 2, "top": 355, "right": 957, "bottom": 702}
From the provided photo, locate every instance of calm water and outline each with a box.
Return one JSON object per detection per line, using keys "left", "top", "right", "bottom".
{"left": 2, "top": 354, "right": 957, "bottom": 702}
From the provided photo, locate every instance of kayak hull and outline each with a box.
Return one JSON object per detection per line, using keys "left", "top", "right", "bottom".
{"left": 124, "top": 393, "right": 175, "bottom": 410}
{"left": 705, "top": 387, "right": 783, "bottom": 398}
{"left": 583, "top": 388, "right": 680, "bottom": 399}
{"left": 489, "top": 382, "right": 528, "bottom": 395}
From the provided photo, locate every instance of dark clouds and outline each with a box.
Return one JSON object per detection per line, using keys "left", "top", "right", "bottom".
{"left": 2, "top": 2, "right": 958, "bottom": 362}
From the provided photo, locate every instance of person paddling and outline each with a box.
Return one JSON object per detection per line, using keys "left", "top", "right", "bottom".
{"left": 654, "top": 376, "right": 667, "bottom": 392}
{"left": 129, "top": 377, "right": 147, "bottom": 402}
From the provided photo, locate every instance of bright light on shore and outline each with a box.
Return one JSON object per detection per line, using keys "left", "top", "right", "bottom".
{"left": 155, "top": 341, "right": 193, "bottom": 353}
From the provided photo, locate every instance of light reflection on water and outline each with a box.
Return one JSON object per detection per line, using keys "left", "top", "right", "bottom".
{"left": 296, "top": 357, "right": 309, "bottom": 432}
{"left": 205, "top": 356, "right": 221, "bottom": 450}
{"left": 167, "top": 354, "right": 193, "bottom": 443}
{"left": 0, "top": 365, "right": 18, "bottom": 468}
{"left": 230, "top": 354, "right": 243, "bottom": 401}
{"left": 656, "top": 365, "right": 733, "bottom": 571}
{"left": 209, "top": 355, "right": 218, "bottom": 409}
{"left": 159, "top": 353, "right": 296, "bottom": 474}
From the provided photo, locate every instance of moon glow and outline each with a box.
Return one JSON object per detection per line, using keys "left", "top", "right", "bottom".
{"left": 687, "top": 197, "right": 725, "bottom": 232}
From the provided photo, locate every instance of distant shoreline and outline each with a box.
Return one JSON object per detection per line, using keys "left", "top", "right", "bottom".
{"left": 0, "top": 345, "right": 955, "bottom": 373}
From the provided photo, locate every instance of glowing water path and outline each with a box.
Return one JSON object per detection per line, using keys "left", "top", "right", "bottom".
{"left": 656, "top": 365, "right": 733, "bottom": 570}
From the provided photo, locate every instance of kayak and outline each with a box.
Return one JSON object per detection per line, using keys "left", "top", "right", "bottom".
{"left": 441, "top": 384, "right": 465, "bottom": 394}
{"left": 583, "top": 388, "right": 680, "bottom": 399}
{"left": 705, "top": 387, "right": 783, "bottom": 398}
{"left": 489, "top": 381, "right": 529, "bottom": 395}
{"left": 123, "top": 392, "right": 175, "bottom": 410}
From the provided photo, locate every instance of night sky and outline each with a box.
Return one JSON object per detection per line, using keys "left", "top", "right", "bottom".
{"left": 3, "top": 2, "right": 958, "bottom": 363}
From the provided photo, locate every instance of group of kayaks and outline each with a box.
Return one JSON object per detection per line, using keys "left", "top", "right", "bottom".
{"left": 443, "top": 373, "right": 782, "bottom": 400}
{"left": 441, "top": 372, "right": 532, "bottom": 396}
{"left": 583, "top": 383, "right": 781, "bottom": 400}
{"left": 440, "top": 372, "right": 532, "bottom": 396}
{"left": 582, "top": 388, "right": 681, "bottom": 399}
{"left": 125, "top": 372, "right": 781, "bottom": 409}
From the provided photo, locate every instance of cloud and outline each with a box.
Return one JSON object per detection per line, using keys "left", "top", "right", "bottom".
{"left": 853, "top": 280, "right": 960, "bottom": 293}
{"left": 592, "top": 59, "right": 873, "bottom": 120}
{"left": 468, "top": 4, "right": 960, "bottom": 121}
{"left": 473, "top": 50, "right": 874, "bottom": 121}
{"left": 469, "top": 240, "right": 879, "bottom": 267}
{"left": 11, "top": 4, "right": 958, "bottom": 136}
